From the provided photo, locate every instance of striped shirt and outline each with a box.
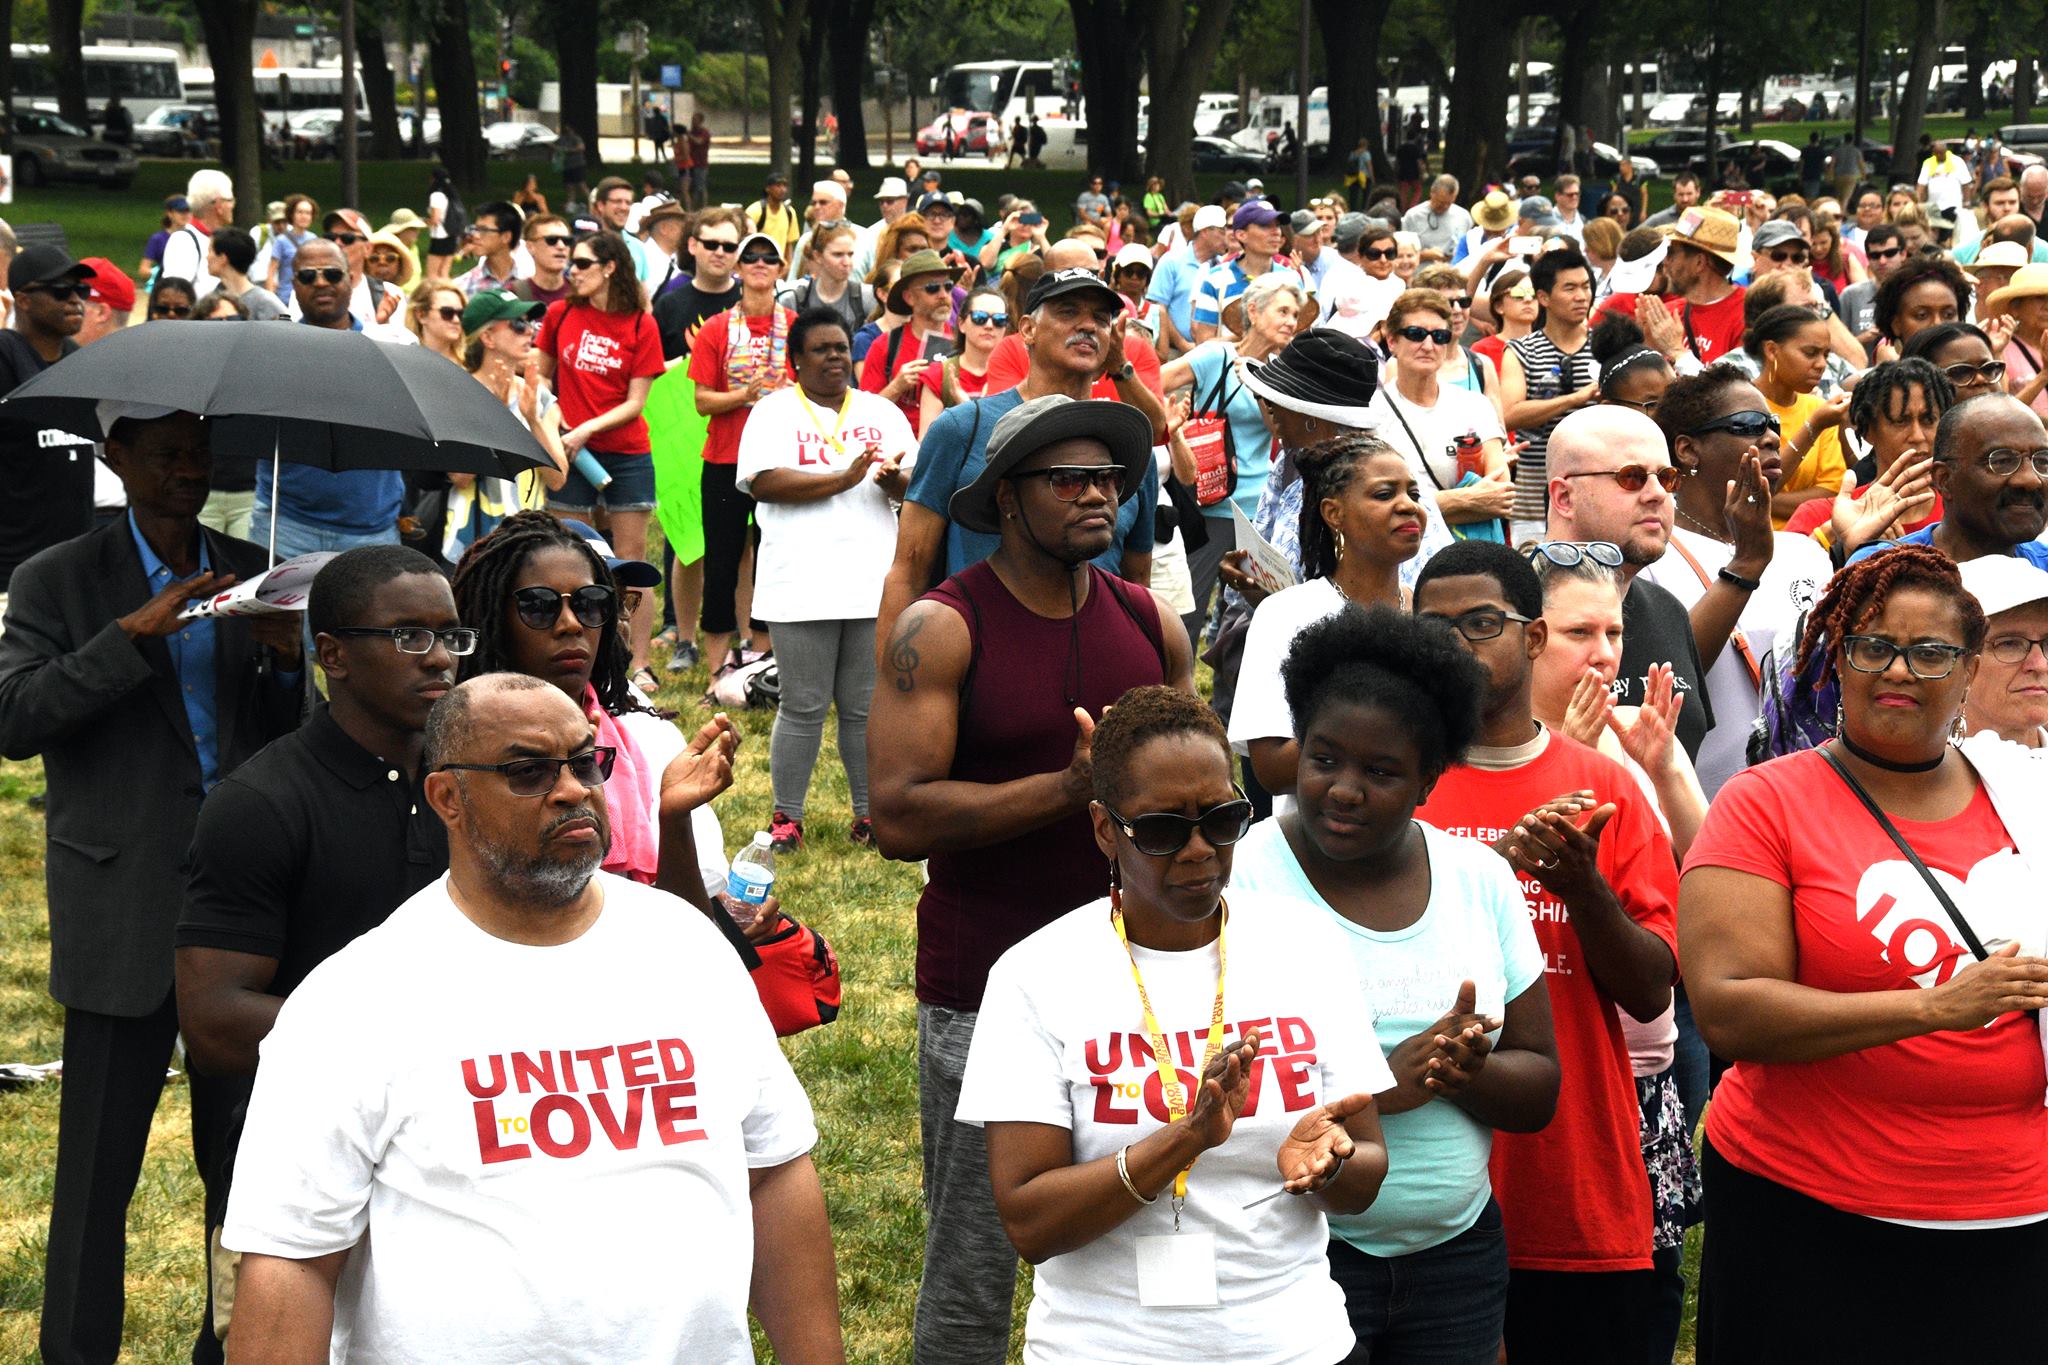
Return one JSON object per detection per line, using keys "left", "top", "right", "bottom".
{"left": 1507, "top": 329, "right": 1591, "bottom": 522}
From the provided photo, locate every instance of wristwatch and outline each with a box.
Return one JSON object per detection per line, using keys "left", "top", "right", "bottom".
{"left": 1114, "top": 362, "right": 1136, "bottom": 382}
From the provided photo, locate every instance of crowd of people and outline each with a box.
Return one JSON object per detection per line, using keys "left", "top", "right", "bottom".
{"left": 3, "top": 126, "right": 2048, "bottom": 1365}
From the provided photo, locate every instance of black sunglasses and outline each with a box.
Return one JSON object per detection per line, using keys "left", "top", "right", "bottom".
{"left": 532, "top": 234, "right": 573, "bottom": 248}
{"left": 27, "top": 282, "right": 90, "bottom": 301}
{"left": 1868, "top": 246, "right": 1903, "bottom": 261}
{"left": 152, "top": 302, "right": 192, "bottom": 317}
{"left": 915, "top": 280, "right": 949, "bottom": 295}
{"left": 295, "top": 266, "right": 347, "bottom": 286}
{"left": 967, "top": 310, "right": 1010, "bottom": 327}
{"left": 1360, "top": 247, "right": 1398, "bottom": 261}
{"left": 698, "top": 238, "right": 739, "bottom": 253}
{"left": 326, "top": 231, "right": 364, "bottom": 246}
{"left": 1766, "top": 248, "right": 1811, "bottom": 263}
{"left": 1396, "top": 325, "right": 1454, "bottom": 345}
{"left": 435, "top": 746, "right": 618, "bottom": 797}
{"left": 513, "top": 584, "right": 617, "bottom": 631}
{"left": 432, "top": 305, "right": 463, "bottom": 323}
{"left": 566, "top": 258, "right": 600, "bottom": 272}
{"left": 328, "top": 625, "right": 479, "bottom": 655}
{"left": 739, "top": 251, "right": 782, "bottom": 266}
{"left": 1010, "top": 466, "right": 1127, "bottom": 500}
{"left": 1103, "top": 789, "right": 1254, "bottom": 857}
{"left": 1688, "top": 409, "right": 1782, "bottom": 441}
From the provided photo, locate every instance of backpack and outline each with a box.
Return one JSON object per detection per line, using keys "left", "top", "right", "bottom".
{"left": 1748, "top": 608, "right": 1839, "bottom": 766}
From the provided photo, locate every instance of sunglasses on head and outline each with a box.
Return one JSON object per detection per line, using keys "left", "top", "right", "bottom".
{"left": 532, "top": 234, "right": 572, "bottom": 248}
{"left": 295, "top": 266, "right": 347, "bottom": 286}
{"left": 435, "top": 746, "right": 619, "bottom": 798}
{"left": 1688, "top": 409, "right": 1782, "bottom": 440}
{"left": 512, "top": 584, "right": 617, "bottom": 631}
{"left": 1010, "top": 465, "right": 1127, "bottom": 500}
{"left": 326, "top": 231, "right": 364, "bottom": 246}
{"left": 1103, "top": 788, "right": 1255, "bottom": 857}
{"left": 28, "top": 282, "right": 90, "bottom": 301}
{"left": 1396, "top": 325, "right": 1453, "bottom": 345}
{"left": 1563, "top": 463, "right": 1684, "bottom": 492}
{"left": 697, "top": 238, "right": 739, "bottom": 253}
{"left": 968, "top": 309, "right": 1010, "bottom": 327}
{"left": 1360, "top": 247, "right": 1397, "bottom": 261}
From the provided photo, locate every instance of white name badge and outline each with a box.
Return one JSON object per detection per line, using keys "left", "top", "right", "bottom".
{"left": 1135, "top": 1230, "right": 1218, "bottom": 1307}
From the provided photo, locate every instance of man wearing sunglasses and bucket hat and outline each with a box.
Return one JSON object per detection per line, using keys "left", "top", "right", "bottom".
{"left": 860, "top": 248, "right": 959, "bottom": 427}
{"left": 869, "top": 393, "right": 1194, "bottom": 1365}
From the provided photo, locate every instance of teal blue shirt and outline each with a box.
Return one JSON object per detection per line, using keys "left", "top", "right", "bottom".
{"left": 1184, "top": 342, "right": 1274, "bottom": 524}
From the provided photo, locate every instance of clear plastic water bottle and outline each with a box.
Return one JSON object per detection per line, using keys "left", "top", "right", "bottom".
{"left": 726, "top": 831, "right": 777, "bottom": 905}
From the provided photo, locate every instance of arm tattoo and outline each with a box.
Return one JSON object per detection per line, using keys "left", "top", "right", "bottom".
{"left": 889, "top": 615, "right": 925, "bottom": 692}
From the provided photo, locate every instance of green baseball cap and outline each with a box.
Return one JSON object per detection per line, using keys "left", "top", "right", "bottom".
{"left": 462, "top": 289, "right": 546, "bottom": 332}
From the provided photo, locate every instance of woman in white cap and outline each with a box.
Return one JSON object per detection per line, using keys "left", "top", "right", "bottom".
{"left": 1960, "top": 555, "right": 2048, "bottom": 752}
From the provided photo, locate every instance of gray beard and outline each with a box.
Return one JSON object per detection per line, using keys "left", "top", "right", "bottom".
{"left": 469, "top": 808, "right": 609, "bottom": 907}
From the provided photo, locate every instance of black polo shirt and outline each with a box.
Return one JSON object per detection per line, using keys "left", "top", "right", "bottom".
{"left": 178, "top": 703, "right": 447, "bottom": 998}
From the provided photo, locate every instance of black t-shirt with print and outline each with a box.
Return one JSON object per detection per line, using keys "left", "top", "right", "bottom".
{"left": 0, "top": 333, "right": 96, "bottom": 592}
{"left": 1620, "top": 573, "right": 1715, "bottom": 763}
{"left": 653, "top": 279, "right": 742, "bottom": 362}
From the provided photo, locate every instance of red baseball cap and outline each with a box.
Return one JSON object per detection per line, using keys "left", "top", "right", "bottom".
{"left": 78, "top": 258, "right": 136, "bottom": 313}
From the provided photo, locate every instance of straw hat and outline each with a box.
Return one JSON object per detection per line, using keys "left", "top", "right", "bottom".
{"left": 1473, "top": 190, "right": 1516, "bottom": 232}
{"left": 1984, "top": 262, "right": 2048, "bottom": 318}
{"left": 1658, "top": 206, "right": 1742, "bottom": 268}
{"left": 365, "top": 230, "right": 422, "bottom": 291}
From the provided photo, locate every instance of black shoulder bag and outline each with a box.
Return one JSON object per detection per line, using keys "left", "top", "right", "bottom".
{"left": 1817, "top": 745, "right": 1989, "bottom": 961}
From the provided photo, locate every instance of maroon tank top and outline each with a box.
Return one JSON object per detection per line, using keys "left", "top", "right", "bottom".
{"left": 915, "top": 560, "right": 1168, "bottom": 1011}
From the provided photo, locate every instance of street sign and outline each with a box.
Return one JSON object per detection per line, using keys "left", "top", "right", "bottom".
{"left": 661, "top": 64, "right": 683, "bottom": 90}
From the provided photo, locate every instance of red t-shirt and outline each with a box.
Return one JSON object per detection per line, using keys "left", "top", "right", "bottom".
{"left": 1470, "top": 332, "right": 1509, "bottom": 378}
{"left": 687, "top": 307, "right": 797, "bottom": 466}
{"left": 534, "top": 301, "right": 666, "bottom": 455}
{"left": 1416, "top": 732, "right": 1678, "bottom": 1272}
{"left": 917, "top": 357, "right": 989, "bottom": 401}
{"left": 1684, "top": 751, "right": 2048, "bottom": 1221}
{"left": 859, "top": 325, "right": 950, "bottom": 431}
{"left": 1597, "top": 287, "right": 1747, "bottom": 364}
{"left": 1782, "top": 482, "right": 1944, "bottom": 541}
{"left": 980, "top": 332, "right": 1168, "bottom": 438}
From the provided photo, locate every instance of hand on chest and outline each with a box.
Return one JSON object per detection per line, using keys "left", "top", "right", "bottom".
{"left": 1827, "top": 849, "right": 2039, "bottom": 992}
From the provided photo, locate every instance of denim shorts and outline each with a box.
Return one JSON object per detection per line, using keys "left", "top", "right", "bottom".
{"left": 550, "top": 448, "right": 657, "bottom": 515}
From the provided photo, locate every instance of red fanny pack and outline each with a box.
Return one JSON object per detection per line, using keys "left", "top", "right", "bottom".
{"left": 749, "top": 917, "right": 842, "bottom": 1037}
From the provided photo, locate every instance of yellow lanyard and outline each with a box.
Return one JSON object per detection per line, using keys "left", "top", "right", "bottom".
{"left": 1111, "top": 901, "right": 1227, "bottom": 1222}
{"left": 797, "top": 388, "right": 853, "bottom": 459}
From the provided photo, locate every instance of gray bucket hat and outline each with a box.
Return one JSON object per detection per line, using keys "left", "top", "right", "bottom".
{"left": 948, "top": 395, "right": 1154, "bottom": 535}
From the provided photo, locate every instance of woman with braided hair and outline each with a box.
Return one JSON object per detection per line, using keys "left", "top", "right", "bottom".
{"left": 1682, "top": 543, "right": 2048, "bottom": 1365}
{"left": 450, "top": 511, "right": 746, "bottom": 920}
{"left": 1226, "top": 433, "right": 1428, "bottom": 802}
{"left": 1782, "top": 357, "right": 1951, "bottom": 552}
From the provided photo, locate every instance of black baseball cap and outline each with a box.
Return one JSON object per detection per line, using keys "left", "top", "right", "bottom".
{"left": 9, "top": 246, "right": 95, "bottom": 293}
{"left": 1023, "top": 266, "right": 1125, "bottom": 314}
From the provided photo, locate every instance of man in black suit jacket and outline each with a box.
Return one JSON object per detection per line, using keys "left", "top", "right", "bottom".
{"left": 0, "top": 409, "right": 307, "bottom": 1365}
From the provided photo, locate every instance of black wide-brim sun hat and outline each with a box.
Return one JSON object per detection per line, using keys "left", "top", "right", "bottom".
{"left": 949, "top": 395, "right": 1154, "bottom": 535}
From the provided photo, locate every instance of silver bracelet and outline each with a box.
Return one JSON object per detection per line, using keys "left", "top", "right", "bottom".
{"left": 1116, "top": 1145, "right": 1156, "bottom": 1205}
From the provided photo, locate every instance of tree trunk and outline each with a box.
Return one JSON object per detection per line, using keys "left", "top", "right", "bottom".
{"left": 1314, "top": 0, "right": 1392, "bottom": 182}
{"left": 1071, "top": 0, "right": 1145, "bottom": 184}
{"left": 545, "top": 0, "right": 600, "bottom": 176}
{"left": 1142, "top": 0, "right": 1236, "bottom": 198}
{"left": 358, "top": 7, "right": 404, "bottom": 160}
{"left": 45, "top": 0, "right": 89, "bottom": 129}
{"left": 1963, "top": 2, "right": 1989, "bottom": 122}
{"left": 194, "top": 0, "right": 262, "bottom": 224}
{"left": 752, "top": 0, "right": 815, "bottom": 171}
{"left": 428, "top": 0, "right": 488, "bottom": 195}
{"left": 797, "top": 7, "right": 826, "bottom": 188}
{"left": 1703, "top": 30, "right": 1721, "bottom": 186}
{"left": 0, "top": 0, "right": 14, "bottom": 160}
{"left": 1891, "top": 0, "right": 1944, "bottom": 185}
{"left": 1443, "top": 0, "right": 1516, "bottom": 191}
{"left": 2016, "top": 55, "right": 2036, "bottom": 123}
{"left": 826, "top": 0, "right": 878, "bottom": 171}
{"left": 1549, "top": 1, "right": 1598, "bottom": 173}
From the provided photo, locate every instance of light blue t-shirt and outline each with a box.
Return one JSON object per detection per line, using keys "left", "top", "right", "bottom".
{"left": 1229, "top": 818, "right": 1546, "bottom": 1257}
{"left": 1147, "top": 245, "right": 1204, "bottom": 338}
{"left": 1849, "top": 523, "right": 2048, "bottom": 569}
{"left": 1183, "top": 341, "right": 1273, "bottom": 525}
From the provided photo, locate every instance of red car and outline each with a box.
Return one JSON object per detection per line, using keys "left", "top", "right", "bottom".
{"left": 916, "top": 113, "right": 995, "bottom": 155}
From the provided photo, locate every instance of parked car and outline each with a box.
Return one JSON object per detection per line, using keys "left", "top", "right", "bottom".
{"left": 484, "top": 121, "right": 557, "bottom": 159}
{"left": 1688, "top": 138, "right": 1802, "bottom": 194}
{"left": 132, "top": 102, "right": 217, "bottom": 158}
{"left": 1505, "top": 139, "right": 1659, "bottom": 184}
{"left": 6, "top": 108, "right": 137, "bottom": 189}
{"left": 395, "top": 111, "right": 442, "bottom": 151}
{"left": 1191, "top": 135, "right": 1268, "bottom": 175}
{"left": 915, "top": 113, "right": 996, "bottom": 156}
{"left": 1640, "top": 126, "right": 1732, "bottom": 175}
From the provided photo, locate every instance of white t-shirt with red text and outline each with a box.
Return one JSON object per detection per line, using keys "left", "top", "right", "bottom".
{"left": 734, "top": 385, "right": 917, "bottom": 622}
{"left": 957, "top": 891, "right": 1393, "bottom": 1365}
{"left": 223, "top": 873, "right": 816, "bottom": 1363}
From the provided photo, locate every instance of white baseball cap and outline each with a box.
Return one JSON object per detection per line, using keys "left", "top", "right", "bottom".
{"left": 1960, "top": 555, "right": 2048, "bottom": 619}
{"left": 1192, "top": 204, "right": 1228, "bottom": 232}
{"left": 1113, "top": 242, "right": 1154, "bottom": 272}
{"left": 874, "top": 176, "right": 908, "bottom": 199}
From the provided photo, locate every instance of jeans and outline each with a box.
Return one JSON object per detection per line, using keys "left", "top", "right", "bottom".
{"left": 247, "top": 511, "right": 401, "bottom": 561}
{"left": 1329, "top": 1200, "right": 1508, "bottom": 1365}
{"left": 766, "top": 617, "right": 875, "bottom": 821}
{"left": 913, "top": 1004, "right": 1015, "bottom": 1365}
{"left": 1670, "top": 984, "right": 1711, "bottom": 1139}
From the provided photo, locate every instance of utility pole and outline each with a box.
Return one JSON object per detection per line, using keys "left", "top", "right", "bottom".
{"left": 341, "top": 0, "right": 359, "bottom": 209}
{"left": 1854, "top": 0, "right": 1871, "bottom": 147}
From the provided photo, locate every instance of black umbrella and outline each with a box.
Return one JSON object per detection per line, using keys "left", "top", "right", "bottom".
{"left": 0, "top": 320, "right": 553, "bottom": 560}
